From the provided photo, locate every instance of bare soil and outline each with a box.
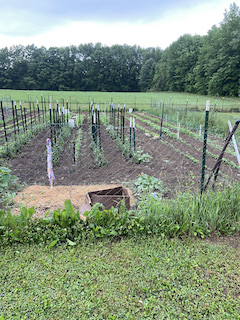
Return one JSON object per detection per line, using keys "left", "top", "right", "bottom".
{"left": 13, "top": 184, "right": 135, "bottom": 218}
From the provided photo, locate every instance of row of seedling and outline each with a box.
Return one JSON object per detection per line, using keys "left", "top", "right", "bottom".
{"left": 49, "top": 100, "right": 71, "bottom": 146}
{"left": 0, "top": 100, "right": 50, "bottom": 157}
{"left": 50, "top": 102, "right": 85, "bottom": 165}
{"left": 0, "top": 100, "right": 48, "bottom": 145}
{"left": 101, "top": 111, "right": 151, "bottom": 164}
{"left": 72, "top": 114, "right": 85, "bottom": 164}
{"left": 134, "top": 112, "right": 240, "bottom": 170}
{"left": 132, "top": 112, "right": 239, "bottom": 187}
{"left": 107, "top": 103, "right": 136, "bottom": 157}
{"left": 141, "top": 111, "right": 237, "bottom": 160}
{"left": 109, "top": 103, "right": 127, "bottom": 144}
{"left": 89, "top": 105, "right": 107, "bottom": 167}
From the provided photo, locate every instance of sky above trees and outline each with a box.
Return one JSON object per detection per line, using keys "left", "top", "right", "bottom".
{"left": 0, "top": 0, "right": 234, "bottom": 49}
{"left": 0, "top": 3, "right": 239, "bottom": 96}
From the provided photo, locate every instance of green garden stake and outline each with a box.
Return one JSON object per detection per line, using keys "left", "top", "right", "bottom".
{"left": 33, "top": 102, "right": 36, "bottom": 124}
{"left": 112, "top": 103, "right": 114, "bottom": 125}
{"left": 49, "top": 103, "right": 53, "bottom": 144}
{"left": 14, "top": 101, "right": 20, "bottom": 134}
{"left": 133, "top": 117, "right": 136, "bottom": 152}
{"left": 12, "top": 100, "right": 17, "bottom": 140}
{"left": 91, "top": 106, "right": 94, "bottom": 140}
{"left": 36, "top": 98, "right": 40, "bottom": 123}
{"left": 20, "top": 101, "right": 25, "bottom": 132}
{"left": 200, "top": 100, "right": 210, "bottom": 195}
{"left": 53, "top": 103, "right": 57, "bottom": 144}
{"left": 73, "top": 141, "right": 76, "bottom": 164}
{"left": 41, "top": 93, "right": 44, "bottom": 123}
{"left": 97, "top": 107, "right": 101, "bottom": 150}
{"left": 44, "top": 98, "right": 47, "bottom": 123}
{"left": 29, "top": 102, "right": 32, "bottom": 128}
{"left": 120, "top": 106, "right": 122, "bottom": 139}
{"left": 1, "top": 101, "right": 8, "bottom": 149}
{"left": 117, "top": 105, "right": 120, "bottom": 136}
{"left": 66, "top": 99, "right": 69, "bottom": 123}
{"left": 23, "top": 104, "right": 27, "bottom": 130}
{"left": 93, "top": 109, "right": 97, "bottom": 145}
{"left": 62, "top": 104, "right": 65, "bottom": 124}
{"left": 159, "top": 103, "right": 164, "bottom": 140}
{"left": 122, "top": 106, "right": 125, "bottom": 144}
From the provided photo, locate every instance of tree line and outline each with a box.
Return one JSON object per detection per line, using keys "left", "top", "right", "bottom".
{"left": 0, "top": 3, "right": 239, "bottom": 96}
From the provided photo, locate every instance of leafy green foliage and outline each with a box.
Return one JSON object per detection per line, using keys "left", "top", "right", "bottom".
{"left": 90, "top": 141, "right": 108, "bottom": 167}
{"left": 137, "top": 183, "right": 240, "bottom": 238}
{"left": 0, "top": 166, "right": 20, "bottom": 209}
{"left": 52, "top": 124, "right": 72, "bottom": 165}
{"left": 0, "top": 122, "right": 48, "bottom": 158}
{"left": 1, "top": 180, "right": 240, "bottom": 247}
{"left": 84, "top": 202, "right": 141, "bottom": 237}
{"left": 44, "top": 199, "right": 80, "bottom": 228}
{"left": 104, "top": 120, "right": 151, "bottom": 164}
{"left": 134, "top": 174, "right": 165, "bottom": 199}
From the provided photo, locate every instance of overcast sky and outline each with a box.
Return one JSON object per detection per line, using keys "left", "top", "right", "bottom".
{"left": 0, "top": 0, "right": 234, "bottom": 49}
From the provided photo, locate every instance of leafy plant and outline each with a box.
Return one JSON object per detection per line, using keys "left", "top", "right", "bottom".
{"left": 88, "top": 122, "right": 108, "bottom": 167}
{"left": 90, "top": 141, "right": 108, "bottom": 167}
{"left": 74, "top": 128, "right": 82, "bottom": 163}
{"left": 84, "top": 202, "right": 141, "bottom": 237}
{"left": 44, "top": 199, "right": 80, "bottom": 228}
{"left": 52, "top": 124, "right": 72, "bottom": 165}
{"left": 0, "top": 166, "right": 20, "bottom": 209}
{"left": 0, "top": 205, "right": 35, "bottom": 243}
{"left": 104, "top": 117, "right": 151, "bottom": 164}
{"left": 0, "top": 122, "right": 48, "bottom": 158}
{"left": 134, "top": 173, "right": 165, "bottom": 197}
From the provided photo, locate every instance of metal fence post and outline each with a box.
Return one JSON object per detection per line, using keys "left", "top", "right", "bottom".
{"left": 200, "top": 100, "right": 210, "bottom": 195}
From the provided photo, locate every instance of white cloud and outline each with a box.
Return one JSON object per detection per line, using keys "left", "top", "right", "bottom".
{"left": 0, "top": 0, "right": 235, "bottom": 49}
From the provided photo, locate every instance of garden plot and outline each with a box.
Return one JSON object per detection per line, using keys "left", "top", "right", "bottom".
{"left": 4, "top": 108, "right": 240, "bottom": 215}
{"left": 0, "top": 101, "right": 49, "bottom": 157}
{"left": 130, "top": 112, "right": 240, "bottom": 182}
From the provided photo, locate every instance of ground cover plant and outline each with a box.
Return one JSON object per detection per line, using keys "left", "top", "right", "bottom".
{"left": 0, "top": 166, "right": 20, "bottom": 209}
{"left": 0, "top": 235, "right": 239, "bottom": 320}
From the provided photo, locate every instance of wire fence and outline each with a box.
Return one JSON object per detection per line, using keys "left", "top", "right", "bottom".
{"left": 1, "top": 104, "right": 240, "bottom": 216}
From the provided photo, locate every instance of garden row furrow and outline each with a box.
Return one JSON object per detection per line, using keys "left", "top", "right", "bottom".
{"left": 132, "top": 113, "right": 240, "bottom": 172}
{"left": 140, "top": 111, "right": 239, "bottom": 160}
{"left": 0, "top": 122, "right": 49, "bottom": 158}
{"left": 0, "top": 111, "right": 46, "bottom": 144}
{"left": 124, "top": 115, "right": 236, "bottom": 185}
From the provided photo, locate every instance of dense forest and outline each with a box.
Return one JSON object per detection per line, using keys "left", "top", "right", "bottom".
{"left": 0, "top": 3, "right": 239, "bottom": 96}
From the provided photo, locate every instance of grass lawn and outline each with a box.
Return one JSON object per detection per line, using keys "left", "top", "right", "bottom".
{"left": 1, "top": 89, "right": 240, "bottom": 111}
{"left": 0, "top": 235, "right": 239, "bottom": 320}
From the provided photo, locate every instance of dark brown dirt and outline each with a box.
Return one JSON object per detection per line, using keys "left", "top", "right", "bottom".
{"left": 4, "top": 111, "right": 240, "bottom": 216}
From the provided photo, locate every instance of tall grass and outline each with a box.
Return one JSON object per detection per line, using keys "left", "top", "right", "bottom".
{"left": 1, "top": 183, "right": 239, "bottom": 247}
{"left": 138, "top": 183, "right": 240, "bottom": 237}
